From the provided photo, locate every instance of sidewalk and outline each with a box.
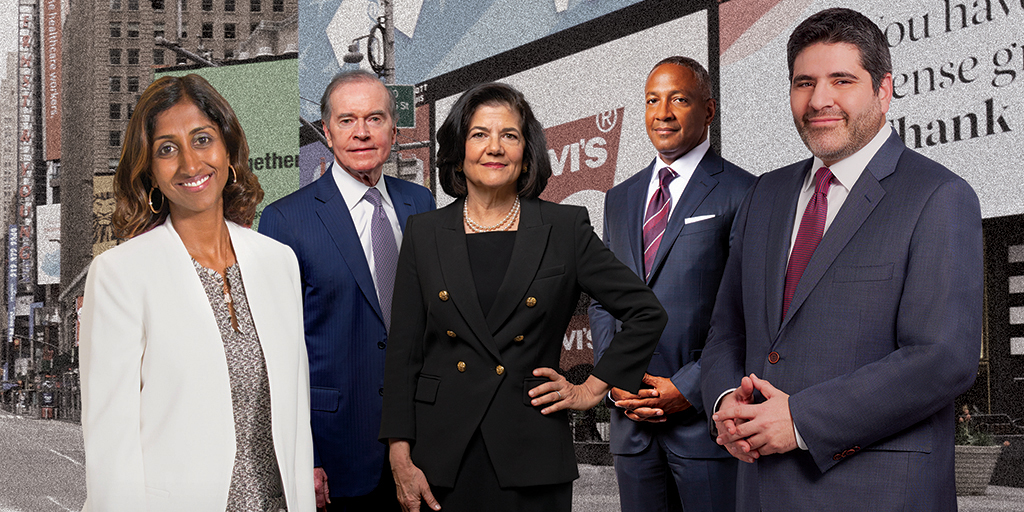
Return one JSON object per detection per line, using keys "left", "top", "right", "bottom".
{"left": 571, "top": 464, "right": 1024, "bottom": 511}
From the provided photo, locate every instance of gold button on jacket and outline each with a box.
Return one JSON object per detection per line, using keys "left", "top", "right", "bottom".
{"left": 457, "top": 361, "right": 466, "bottom": 372}
{"left": 495, "top": 365, "right": 505, "bottom": 375}
{"left": 446, "top": 330, "right": 456, "bottom": 338}
{"left": 525, "top": 297, "right": 537, "bottom": 307}
{"left": 513, "top": 335, "right": 524, "bottom": 342}
{"left": 438, "top": 290, "right": 449, "bottom": 301}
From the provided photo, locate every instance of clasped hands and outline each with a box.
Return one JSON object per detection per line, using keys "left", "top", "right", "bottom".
{"left": 610, "top": 373, "right": 691, "bottom": 422}
{"left": 712, "top": 373, "right": 797, "bottom": 463}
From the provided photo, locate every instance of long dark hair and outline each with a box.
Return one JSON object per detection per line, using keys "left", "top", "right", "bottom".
{"left": 112, "top": 74, "right": 263, "bottom": 238}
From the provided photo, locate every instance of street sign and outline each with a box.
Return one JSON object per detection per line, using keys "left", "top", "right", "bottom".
{"left": 386, "top": 85, "right": 415, "bottom": 129}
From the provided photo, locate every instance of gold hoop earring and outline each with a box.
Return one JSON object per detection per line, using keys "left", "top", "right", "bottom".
{"left": 228, "top": 165, "right": 237, "bottom": 185}
{"left": 522, "top": 163, "right": 528, "bottom": 174}
{"left": 148, "top": 186, "right": 163, "bottom": 215}
{"left": 456, "top": 164, "right": 463, "bottom": 174}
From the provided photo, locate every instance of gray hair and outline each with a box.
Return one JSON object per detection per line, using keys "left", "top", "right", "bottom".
{"left": 319, "top": 69, "right": 397, "bottom": 124}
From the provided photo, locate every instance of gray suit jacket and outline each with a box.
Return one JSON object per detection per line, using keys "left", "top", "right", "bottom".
{"left": 701, "top": 131, "right": 983, "bottom": 511}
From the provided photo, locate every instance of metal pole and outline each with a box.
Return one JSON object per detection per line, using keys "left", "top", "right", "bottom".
{"left": 381, "top": 0, "right": 395, "bottom": 85}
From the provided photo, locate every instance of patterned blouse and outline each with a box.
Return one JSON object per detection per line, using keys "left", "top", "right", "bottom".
{"left": 193, "top": 260, "right": 287, "bottom": 512}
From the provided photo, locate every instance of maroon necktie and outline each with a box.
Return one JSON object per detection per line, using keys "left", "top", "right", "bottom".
{"left": 782, "top": 167, "right": 833, "bottom": 320}
{"left": 643, "top": 166, "right": 678, "bottom": 280}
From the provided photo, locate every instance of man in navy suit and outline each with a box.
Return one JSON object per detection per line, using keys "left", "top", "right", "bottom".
{"left": 702, "top": 8, "right": 982, "bottom": 511}
{"left": 590, "top": 57, "right": 754, "bottom": 512}
{"left": 259, "top": 70, "right": 435, "bottom": 511}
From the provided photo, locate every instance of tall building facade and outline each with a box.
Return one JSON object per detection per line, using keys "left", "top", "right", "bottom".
{"left": 59, "top": 0, "right": 298, "bottom": 357}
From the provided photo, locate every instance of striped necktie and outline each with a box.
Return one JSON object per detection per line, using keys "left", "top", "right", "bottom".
{"left": 364, "top": 188, "right": 398, "bottom": 331}
{"left": 642, "top": 166, "right": 678, "bottom": 280}
{"left": 782, "top": 166, "right": 833, "bottom": 320}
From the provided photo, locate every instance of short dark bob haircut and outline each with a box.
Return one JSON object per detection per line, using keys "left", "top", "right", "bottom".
{"left": 787, "top": 7, "right": 892, "bottom": 93}
{"left": 436, "top": 82, "right": 551, "bottom": 199}
{"left": 112, "top": 74, "right": 263, "bottom": 238}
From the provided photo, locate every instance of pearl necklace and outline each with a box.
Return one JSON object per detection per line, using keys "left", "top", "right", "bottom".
{"left": 464, "top": 196, "right": 520, "bottom": 233}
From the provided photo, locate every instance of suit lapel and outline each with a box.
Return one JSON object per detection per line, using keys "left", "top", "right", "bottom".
{"left": 766, "top": 162, "right": 808, "bottom": 336}
{"left": 436, "top": 199, "right": 500, "bottom": 360}
{"left": 647, "top": 152, "right": 721, "bottom": 284}
{"left": 779, "top": 134, "right": 902, "bottom": 331}
{"left": 625, "top": 163, "right": 654, "bottom": 277}
{"left": 314, "top": 166, "right": 384, "bottom": 324}
{"left": 485, "top": 198, "right": 550, "bottom": 334}
{"left": 384, "top": 175, "right": 415, "bottom": 231}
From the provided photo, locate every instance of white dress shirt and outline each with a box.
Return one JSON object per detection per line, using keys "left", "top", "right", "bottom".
{"left": 332, "top": 160, "right": 403, "bottom": 295}
{"left": 645, "top": 137, "right": 711, "bottom": 218}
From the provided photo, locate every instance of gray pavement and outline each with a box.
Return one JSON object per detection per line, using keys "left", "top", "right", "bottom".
{"left": 573, "top": 464, "right": 1024, "bottom": 512}
{"left": 0, "top": 412, "right": 1021, "bottom": 511}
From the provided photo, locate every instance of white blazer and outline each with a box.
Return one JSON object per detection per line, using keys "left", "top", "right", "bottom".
{"left": 79, "top": 219, "right": 315, "bottom": 512}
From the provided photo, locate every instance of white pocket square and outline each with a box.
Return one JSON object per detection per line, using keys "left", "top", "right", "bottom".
{"left": 684, "top": 214, "right": 715, "bottom": 224}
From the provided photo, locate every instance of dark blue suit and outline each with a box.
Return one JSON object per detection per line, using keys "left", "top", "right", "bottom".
{"left": 590, "top": 149, "right": 754, "bottom": 512}
{"left": 700, "top": 131, "right": 982, "bottom": 511}
{"left": 258, "top": 166, "right": 435, "bottom": 497}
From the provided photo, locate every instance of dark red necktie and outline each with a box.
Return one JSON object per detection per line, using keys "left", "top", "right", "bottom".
{"left": 782, "top": 167, "right": 833, "bottom": 319}
{"left": 642, "top": 166, "right": 678, "bottom": 280}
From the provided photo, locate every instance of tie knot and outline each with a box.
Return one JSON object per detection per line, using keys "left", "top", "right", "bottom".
{"left": 813, "top": 167, "right": 833, "bottom": 196}
{"left": 364, "top": 187, "right": 383, "bottom": 207}
{"left": 658, "top": 166, "right": 678, "bottom": 188}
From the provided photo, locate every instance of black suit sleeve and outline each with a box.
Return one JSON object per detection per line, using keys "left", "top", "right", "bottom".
{"left": 379, "top": 214, "right": 425, "bottom": 442}
{"left": 573, "top": 207, "right": 666, "bottom": 393}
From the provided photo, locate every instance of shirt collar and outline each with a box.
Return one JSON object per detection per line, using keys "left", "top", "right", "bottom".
{"left": 652, "top": 137, "right": 710, "bottom": 185}
{"left": 332, "top": 158, "right": 391, "bottom": 211}
{"left": 804, "top": 124, "right": 891, "bottom": 193}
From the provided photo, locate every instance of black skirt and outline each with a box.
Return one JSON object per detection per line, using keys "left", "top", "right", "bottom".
{"left": 423, "top": 429, "right": 572, "bottom": 512}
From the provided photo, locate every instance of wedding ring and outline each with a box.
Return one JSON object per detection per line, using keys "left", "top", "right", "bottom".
{"left": 556, "top": 390, "right": 563, "bottom": 400}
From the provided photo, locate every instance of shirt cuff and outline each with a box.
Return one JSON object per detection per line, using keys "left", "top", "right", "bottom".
{"left": 793, "top": 422, "right": 808, "bottom": 450}
{"left": 713, "top": 388, "right": 737, "bottom": 413}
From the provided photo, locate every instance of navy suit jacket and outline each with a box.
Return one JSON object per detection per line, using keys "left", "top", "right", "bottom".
{"left": 590, "top": 149, "right": 754, "bottom": 458}
{"left": 700, "top": 131, "right": 983, "bottom": 511}
{"left": 258, "top": 166, "right": 435, "bottom": 497}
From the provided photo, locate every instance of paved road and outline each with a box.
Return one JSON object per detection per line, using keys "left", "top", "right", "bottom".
{"left": 0, "top": 413, "right": 1020, "bottom": 511}
{"left": 0, "top": 412, "right": 85, "bottom": 512}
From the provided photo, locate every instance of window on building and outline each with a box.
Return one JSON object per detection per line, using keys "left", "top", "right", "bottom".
{"left": 176, "top": 54, "right": 188, "bottom": 65}
{"left": 128, "top": 0, "right": 138, "bottom": 10}
{"left": 250, "top": 0, "right": 259, "bottom": 12}
{"left": 202, "top": 0, "right": 212, "bottom": 10}
{"left": 224, "top": 0, "right": 234, "bottom": 11}
{"left": 153, "top": 22, "right": 165, "bottom": 39}
{"left": 224, "top": 49, "right": 233, "bottom": 59}
{"left": 127, "top": 76, "right": 140, "bottom": 92}
{"left": 127, "top": 22, "right": 139, "bottom": 38}
{"left": 250, "top": 22, "right": 259, "bottom": 34}
{"left": 180, "top": 0, "right": 187, "bottom": 10}
{"left": 110, "top": 0, "right": 121, "bottom": 9}
{"left": 110, "top": 22, "right": 121, "bottom": 38}
{"left": 109, "top": 76, "right": 121, "bottom": 92}
{"left": 109, "top": 49, "right": 121, "bottom": 65}
{"left": 109, "top": 131, "right": 121, "bottom": 147}
{"left": 202, "top": 22, "right": 213, "bottom": 38}
{"left": 181, "top": 22, "right": 188, "bottom": 38}
{"left": 127, "top": 49, "right": 140, "bottom": 65}
{"left": 153, "top": 49, "right": 165, "bottom": 65}
{"left": 272, "top": 0, "right": 282, "bottom": 11}
{"left": 151, "top": 0, "right": 164, "bottom": 9}
{"left": 224, "top": 23, "right": 236, "bottom": 39}
{"left": 108, "top": 158, "right": 120, "bottom": 172}
{"left": 128, "top": 100, "right": 136, "bottom": 119}
{"left": 110, "top": 103, "right": 121, "bottom": 120}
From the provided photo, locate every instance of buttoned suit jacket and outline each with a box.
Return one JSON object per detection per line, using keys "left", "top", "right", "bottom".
{"left": 258, "top": 166, "right": 435, "bottom": 497}
{"left": 379, "top": 198, "right": 666, "bottom": 488}
{"left": 700, "top": 132, "right": 983, "bottom": 512}
{"left": 80, "top": 219, "right": 315, "bottom": 512}
{"left": 590, "top": 148, "right": 754, "bottom": 461}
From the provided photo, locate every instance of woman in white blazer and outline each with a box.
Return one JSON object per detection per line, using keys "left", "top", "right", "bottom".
{"left": 79, "top": 74, "right": 315, "bottom": 512}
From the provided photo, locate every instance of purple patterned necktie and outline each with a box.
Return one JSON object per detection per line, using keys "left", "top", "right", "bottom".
{"left": 364, "top": 188, "right": 398, "bottom": 331}
{"left": 782, "top": 166, "right": 833, "bottom": 320}
{"left": 642, "top": 166, "right": 678, "bottom": 280}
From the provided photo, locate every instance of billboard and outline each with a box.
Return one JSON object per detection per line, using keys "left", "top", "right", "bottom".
{"left": 42, "top": 0, "right": 61, "bottom": 161}
{"left": 35, "top": 204, "right": 59, "bottom": 285}
{"left": 156, "top": 57, "right": 301, "bottom": 228}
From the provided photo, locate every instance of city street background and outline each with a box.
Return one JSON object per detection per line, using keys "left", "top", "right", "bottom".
{"left": 0, "top": 413, "right": 1020, "bottom": 512}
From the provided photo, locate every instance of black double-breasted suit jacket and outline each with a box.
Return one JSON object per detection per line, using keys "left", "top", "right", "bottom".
{"left": 380, "top": 197, "right": 666, "bottom": 488}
